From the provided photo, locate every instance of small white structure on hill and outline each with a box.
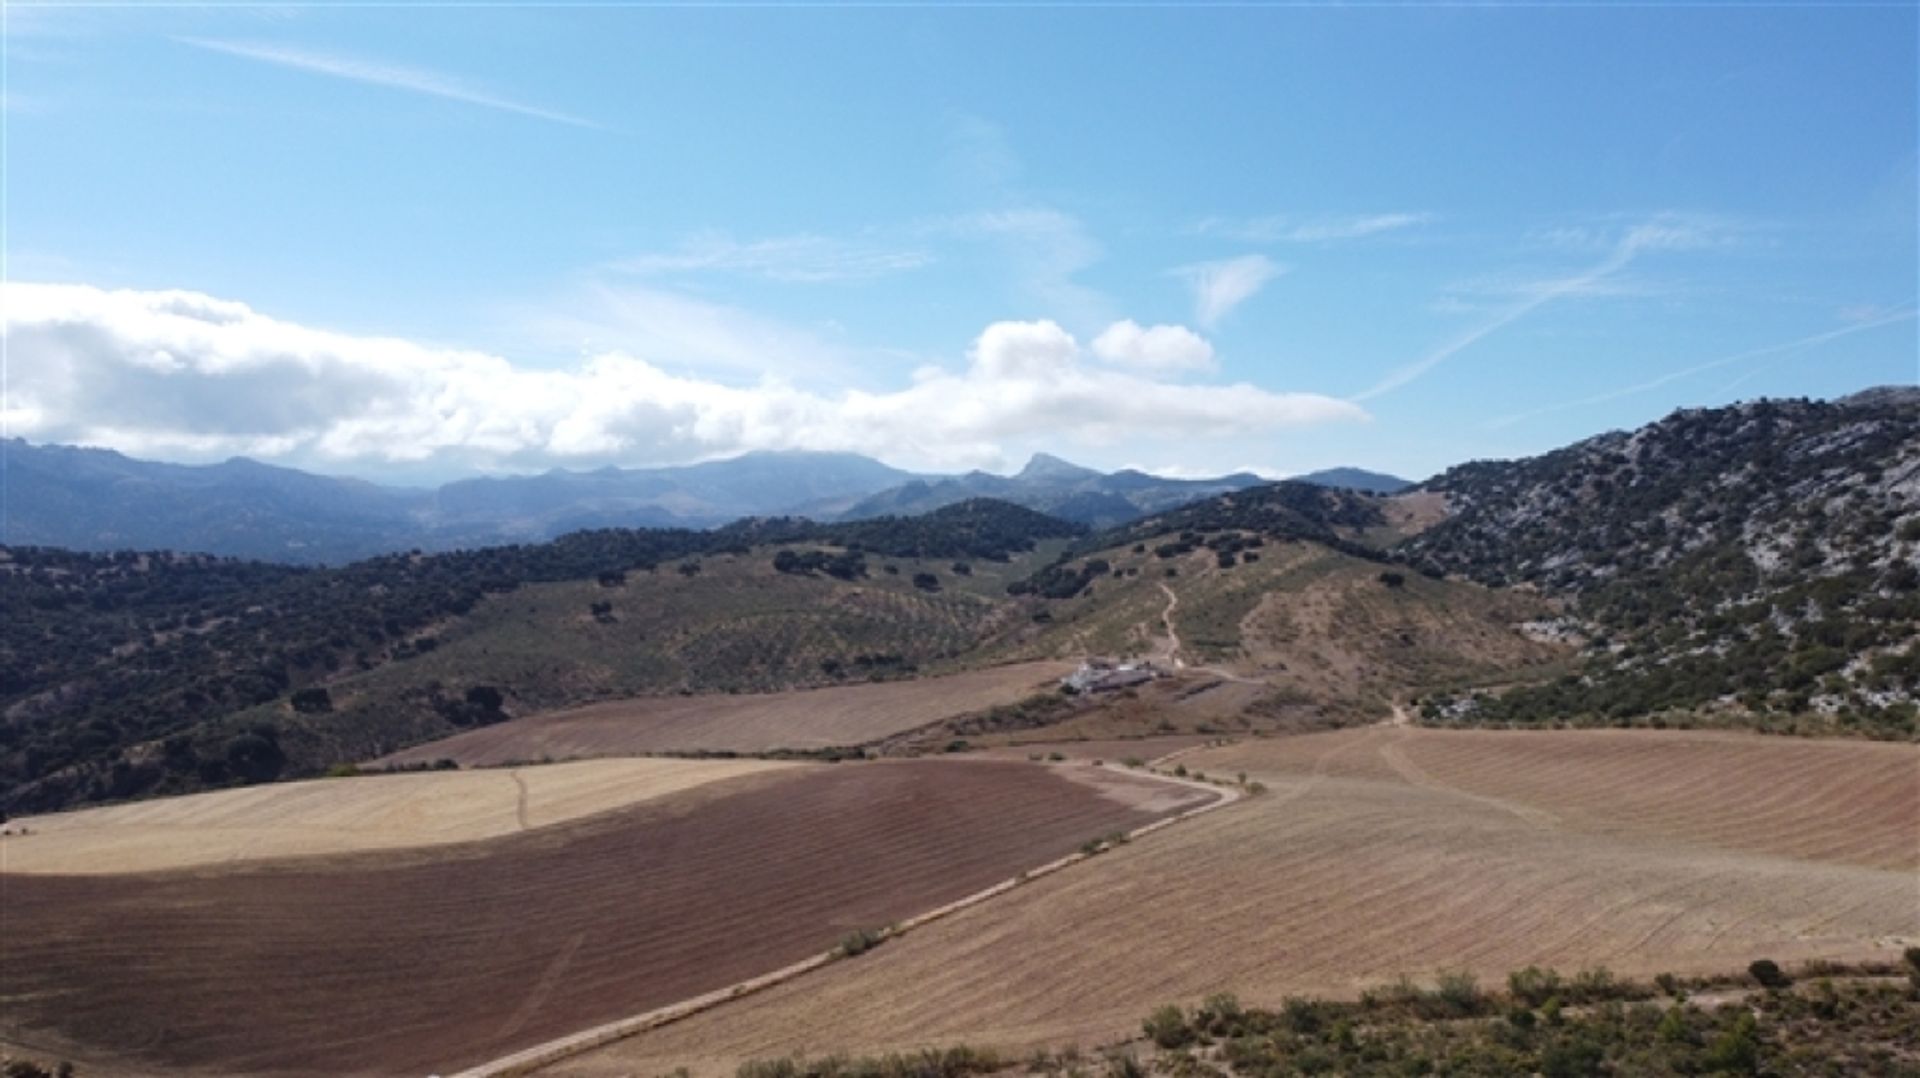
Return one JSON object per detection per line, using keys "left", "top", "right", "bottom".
{"left": 1062, "top": 658, "right": 1161, "bottom": 694}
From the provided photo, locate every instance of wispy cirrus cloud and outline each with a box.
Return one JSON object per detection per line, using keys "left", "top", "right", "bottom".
{"left": 1487, "top": 307, "right": 1918, "bottom": 429}
{"left": 933, "top": 207, "right": 1114, "bottom": 328}
{"left": 1195, "top": 212, "right": 1433, "bottom": 244}
{"left": 514, "top": 279, "right": 871, "bottom": 382}
{"left": 1430, "top": 270, "right": 1672, "bottom": 316}
{"left": 945, "top": 112, "right": 1024, "bottom": 192}
{"left": 610, "top": 233, "right": 934, "bottom": 283}
{"left": 1354, "top": 217, "right": 1735, "bottom": 402}
{"left": 177, "top": 37, "right": 602, "bottom": 129}
{"left": 1528, "top": 211, "right": 1756, "bottom": 254}
{"left": 1177, "top": 254, "right": 1283, "bottom": 329}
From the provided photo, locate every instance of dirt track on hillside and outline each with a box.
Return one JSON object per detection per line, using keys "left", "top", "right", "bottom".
{"left": 0, "top": 760, "right": 1202, "bottom": 1077}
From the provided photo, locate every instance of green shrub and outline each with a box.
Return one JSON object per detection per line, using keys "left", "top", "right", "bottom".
{"left": 1703, "top": 1011, "right": 1760, "bottom": 1072}
{"left": 290, "top": 686, "right": 334, "bottom": 714}
{"left": 1143, "top": 1004, "right": 1193, "bottom": 1049}
{"left": 1282, "top": 996, "right": 1323, "bottom": 1033}
{"left": 1433, "top": 969, "right": 1484, "bottom": 1015}
{"left": 1508, "top": 966, "right": 1563, "bottom": 1007}
{"left": 835, "top": 927, "right": 886, "bottom": 958}
{"left": 1656, "top": 1005, "right": 1691, "bottom": 1043}
{"left": 1193, "top": 992, "right": 1244, "bottom": 1036}
{"left": 1748, "top": 958, "right": 1790, "bottom": 989}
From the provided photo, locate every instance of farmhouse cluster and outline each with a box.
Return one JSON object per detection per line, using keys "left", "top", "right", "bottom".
{"left": 1060, "top": 658, "right": 1165, "bottom": 695}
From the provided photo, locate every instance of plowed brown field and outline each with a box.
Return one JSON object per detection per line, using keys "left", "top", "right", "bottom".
{"left": 377, "top": 661, "right": 1074, "bottom": 767}
{"left": 550, "top": 727, "right": 1920, "bottom": 1077}
{"left": 0, "top": 760, "right": 1207, "bottom": 1077}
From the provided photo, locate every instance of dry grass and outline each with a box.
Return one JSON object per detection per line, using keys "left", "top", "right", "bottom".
{"left": 1379, "top": 489, "right": 1450, "bottom": 537}
{"left": 377, "top": 661, "right": 1074, "bottom": 766}
{"left": 0, "top": 757, "right": 799, "bottom": 874}
{"left": 1230, "top": 554, "right": 1570, "bottom": 708}
{"left": 547, "top": 727, "right": 1918, "bottom": 1076}
{"left": 983, "top": 541, "right": 1567, "bottom": 723}
{"left": 1201, "top": 725, "right": 1920, "bottom": 870}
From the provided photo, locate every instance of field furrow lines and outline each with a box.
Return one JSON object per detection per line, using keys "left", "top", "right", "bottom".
{"left": 546, "top": 728, "right": 1916, "bottom": 1076}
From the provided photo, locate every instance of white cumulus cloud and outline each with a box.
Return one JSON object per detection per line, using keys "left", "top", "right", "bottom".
{"left": 2, "top": 283, "right": 1366, "bottom": 475}
{"left": 1089, "top": 320, "right": 1216, "bottom": 373}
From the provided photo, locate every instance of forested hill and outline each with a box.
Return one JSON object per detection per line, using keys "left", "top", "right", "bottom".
{"left": 1010, "top": 480, "right": 1395, "bottom": 594}
{"left": 0, "top": 499, "right": 1080, "bottom": 814}
{"left": 1403, "top": 389, "right": 1920, "bottom": 736}
{"left": 1103, "top": 480, "right": 1390, "bottom": 549}
{"left": 716, "top": 498, "right": 1084, "bottom": 560}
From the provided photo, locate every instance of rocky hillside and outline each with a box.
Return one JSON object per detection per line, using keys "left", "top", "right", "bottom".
{"left": 1404, "top": 389, "right": 1920, "bottom": 737}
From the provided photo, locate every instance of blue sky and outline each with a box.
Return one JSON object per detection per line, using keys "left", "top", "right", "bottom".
{"left": 4, "top": 2, "right": 1915, "bottom": 484}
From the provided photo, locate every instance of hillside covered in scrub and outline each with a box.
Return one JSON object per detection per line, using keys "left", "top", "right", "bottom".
{"left": 726, "top": 959, "right": 1920, "bottom": 1078}
{"left": 1401, "top": 389, "right": 1920, "bottom": 736}
{"left": 0, "top": 500, "right": 1080, "bottom": 813}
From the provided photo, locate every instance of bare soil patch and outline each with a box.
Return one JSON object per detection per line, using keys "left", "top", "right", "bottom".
{"left": 1233, "top": 563, "right": 1568, "bottom": 715}
{"left": 551, "top": 727, "right": 1918, "bottom": 1076}
{"left": 0, "top": 757, "right": 797, "bottom": 874}
{"left": 1380, "top": 489, "right": 1450, "bottom": 536}
{"left": 377, "top": 661, "right": 1074, "bottom": 767}
{"left": 0, "top": 760, "right": 1201, "bottom": 1078}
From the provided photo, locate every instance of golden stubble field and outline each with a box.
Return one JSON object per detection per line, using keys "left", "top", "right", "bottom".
{"left": 549, "top": 725, "right": 1920, "bottom": 1076}
{"left": 0, "top": 756, "right": 801, "bottom": 874}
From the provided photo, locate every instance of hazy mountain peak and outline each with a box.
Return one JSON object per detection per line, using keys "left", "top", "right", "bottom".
{"left": 1293, "top": 467, "right": 1413, "bottom": 494}
{"left": 1016, "top": 452, "right": 1100, "bottom": 482}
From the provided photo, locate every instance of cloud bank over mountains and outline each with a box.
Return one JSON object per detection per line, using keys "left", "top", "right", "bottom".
{"left": 4, "top": 283, "right": 1366, "bottom": 476}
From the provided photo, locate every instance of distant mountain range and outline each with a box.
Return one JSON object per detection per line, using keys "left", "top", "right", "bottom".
{"left": 0, "top": 438, "right": 1410, "bottom": 563}
{"left": 840, "top": 454, "right": 1260, "bottom": 529}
